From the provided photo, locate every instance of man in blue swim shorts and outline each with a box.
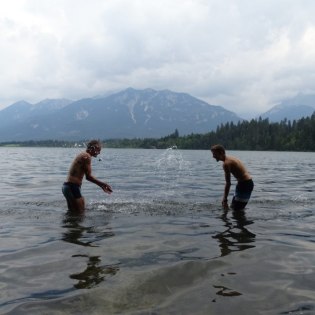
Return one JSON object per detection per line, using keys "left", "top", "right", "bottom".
{"left": 211, "top": 144, "right": 254, "bottom": 211}
{"left": 62, "top": 140, "right": 112, "bottom": 212}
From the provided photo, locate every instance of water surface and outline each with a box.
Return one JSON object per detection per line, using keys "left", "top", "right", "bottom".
{"left": 0, "top": 148, "right": 314, "bottom": 314}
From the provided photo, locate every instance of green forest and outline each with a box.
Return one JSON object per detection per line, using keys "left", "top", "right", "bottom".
{"left": 1, "top": 114, "right": 315, "bottom": 151}
{"left": 105, "top": 114, "right": 315, "bottom": 151}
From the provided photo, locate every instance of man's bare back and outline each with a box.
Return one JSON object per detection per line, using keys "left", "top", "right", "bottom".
{"left": 223, "top": 156, "right": 251, "bottom": 182}
{"left": 211, "top": 144, "right": 254, "bottom": 210}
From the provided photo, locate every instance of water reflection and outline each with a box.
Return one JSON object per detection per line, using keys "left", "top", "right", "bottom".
{"left": 70, "top": 254, "right": 119, "bottom": 289}
{"left": 213, "top": 209, "right": 256, "bottom": 257}
{"left": 62, "top": 210, "right": 119, "bottom": 289}
{"left": 62, "top": 212, "right": 97, "bottom": 247}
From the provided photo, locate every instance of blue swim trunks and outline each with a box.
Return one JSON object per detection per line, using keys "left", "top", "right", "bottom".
{"left": 231, "top": 179, "right": 254, "bottom": 210}
{"left": 62, "top": 182, "right": 82, "bottom": 200}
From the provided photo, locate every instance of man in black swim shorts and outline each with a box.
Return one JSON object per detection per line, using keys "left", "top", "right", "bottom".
{"left": 62, "top": 182, "right": 82, "bottom": 199}
{"left": 62, "top": 140, "right": 112, "bottom": 212}
{"left": 231, "top": 177, "right": 254, "bottom": 210}
{"left": 211, "top": 144, "right": 254, "bottom": 211}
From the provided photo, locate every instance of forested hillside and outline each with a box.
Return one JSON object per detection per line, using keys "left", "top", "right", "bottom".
{"left": 1, "top": 114, "right": 314, "bottom": 151}
{"left": 106, "top": 114, "right": 315, "bottom": 151}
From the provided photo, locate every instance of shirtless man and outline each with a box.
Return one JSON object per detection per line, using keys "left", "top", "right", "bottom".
{"left": 211, "top": 144, "right": 254, "bottom": 210}
{"left": 62, "top": 140, "right": 112, "bottom": 212}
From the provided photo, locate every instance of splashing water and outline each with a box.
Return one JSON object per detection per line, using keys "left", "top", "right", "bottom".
{"left": 155, "top": 146, "right": 192, "bottom": 198}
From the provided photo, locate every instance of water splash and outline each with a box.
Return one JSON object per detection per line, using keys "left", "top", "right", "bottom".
{"left": 155, "top": 146, "right": 192, "bottom": 198}
{"left": 291, "top": 193, "right": 309, "bottom": 203}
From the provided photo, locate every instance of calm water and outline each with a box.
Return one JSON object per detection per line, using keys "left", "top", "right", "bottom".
{"left": 0, "top": 147, "right": 314, "bottom": 315}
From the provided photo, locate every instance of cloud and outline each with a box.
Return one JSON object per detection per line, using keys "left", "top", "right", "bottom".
{"left": 0, "top": 0, "right": 315, "bottom": 118}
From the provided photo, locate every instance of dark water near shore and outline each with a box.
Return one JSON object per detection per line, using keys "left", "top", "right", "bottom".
{"left": 0, "top": 147, "right": 314, "bottom": 314}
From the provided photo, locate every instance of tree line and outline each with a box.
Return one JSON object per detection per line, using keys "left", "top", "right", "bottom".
{"left": 105, "top": 114, "right": 315, "bottom": 151}
{"left": 1, "top": 113, "right": 314, "bottom": 151}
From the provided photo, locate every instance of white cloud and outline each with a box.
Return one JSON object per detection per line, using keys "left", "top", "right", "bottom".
{"left": 0, "top": 0, "right": 315, "bottom": 118}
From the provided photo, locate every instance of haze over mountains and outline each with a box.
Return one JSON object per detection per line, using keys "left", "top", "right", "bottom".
{"left": 259, "top": 94, "right": 315, "bottom": 122}
{"left": 0, "top": 88, "right": 314, "bottom": 141}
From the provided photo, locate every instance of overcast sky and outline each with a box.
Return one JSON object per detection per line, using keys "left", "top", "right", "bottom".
{"left": 1, "top": 0, "right": 315, "bottom": 118}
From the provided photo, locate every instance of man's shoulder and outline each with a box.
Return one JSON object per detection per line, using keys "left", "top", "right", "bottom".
{"left": 77, "top": 152, "right": 91, "bottom": 161}
{"left": 226, "top": 155, "right": 241, "bottom": 164}
{"left": 223, "top": 156, "right": 239, "bottom": 170}
{"left": 224, "top": 155, "right": 234, "bottom": 164}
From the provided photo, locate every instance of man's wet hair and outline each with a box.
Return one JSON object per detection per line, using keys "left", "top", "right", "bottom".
{"left": 211, "top": 144, "right": 226, "bottom": 155}
{"left": 87, "top": 140, "right": 101, "bottom": 150}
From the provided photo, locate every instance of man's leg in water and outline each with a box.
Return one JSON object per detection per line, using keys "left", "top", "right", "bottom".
{"left": 62, "top": 183, "right": 85, "bottom": 212}
{"left": 68, "top": 196, "right": 85, "bottom": 212}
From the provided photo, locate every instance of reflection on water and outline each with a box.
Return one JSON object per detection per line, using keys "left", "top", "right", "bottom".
{"left": 70, "top": 255, "right": 119, "bottom": 289}
{"left": 211, "top": 208, "right": 256, "bottom": 298}
{"left": 61, "top": 211, "right": 119, "bottom": 290}
{"left": 1, "top": 148, "right": 315, "bottom": 315}
{"left": 62, "top": 212, "right": 95, "bottom": 247}
{"left": 213, "top": 284, "right": 242, "bottom": 297}
{"left": 213, "top": 209, "right": 256, "bottom": 257}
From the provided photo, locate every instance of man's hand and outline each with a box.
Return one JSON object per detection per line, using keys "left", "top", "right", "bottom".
{"left": 222, "top": 199, "right": 229, "bottom": 210}
{"left": 102, "top": 183, "right": 113, "bottom": 194}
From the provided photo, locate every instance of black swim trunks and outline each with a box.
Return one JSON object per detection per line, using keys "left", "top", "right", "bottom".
{"left": 231, "top": 179, "right": 254, "bottom": 210}
{"left": 62, "top": 182, "right": 82, "bottom": 200}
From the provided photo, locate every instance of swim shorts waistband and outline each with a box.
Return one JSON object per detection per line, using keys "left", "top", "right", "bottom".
{"left": 62, "top": 182, "right": 82, "bottom": 199}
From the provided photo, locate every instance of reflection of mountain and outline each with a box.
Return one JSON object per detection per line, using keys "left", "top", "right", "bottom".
{"left": 62, "top": 211, "right": 119, "bottom": 289}
{"left": 213, "top": 209, "right": 256, "bottom": 257}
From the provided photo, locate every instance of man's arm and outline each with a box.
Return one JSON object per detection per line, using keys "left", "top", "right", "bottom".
{"left": 222, "top": 163, "right": 231, "bottom": 207}
{"left": 85, "top": 156, "right": 112, "bottom": 194}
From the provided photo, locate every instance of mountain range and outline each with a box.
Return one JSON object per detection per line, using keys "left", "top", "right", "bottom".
{"left": 259, "top": 93, "right": 315, "bottom": 122}
{"left": 0, "top": 88, "right": 242, "bottom": 141}
{"left": 0, "top": 88, "right": 314, "bottom": 141}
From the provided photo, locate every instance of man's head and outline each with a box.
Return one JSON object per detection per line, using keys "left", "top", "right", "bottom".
{"left": 211, "top": 144, "right": 226, "bottom": 161}
{"left": 87, "top": 140, "right": 102, "bottom": 157}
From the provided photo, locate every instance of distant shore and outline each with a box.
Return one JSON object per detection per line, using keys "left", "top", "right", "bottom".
{"left": 1, "top": 114, "right": 314, "bottom": 151}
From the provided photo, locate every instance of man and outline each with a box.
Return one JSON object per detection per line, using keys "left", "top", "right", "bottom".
{"left": 211, "top": 144, "right": 254, "bottom": 210}
{"left": 62, "top": 140, "right": 112, "bottom": 212}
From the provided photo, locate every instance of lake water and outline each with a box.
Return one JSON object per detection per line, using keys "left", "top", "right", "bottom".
{"left": 0, "top": 147, "right": 314, "bottom": 315}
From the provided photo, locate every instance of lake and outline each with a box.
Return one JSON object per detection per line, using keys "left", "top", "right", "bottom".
{"left": 0, "top": 147, "right": 314, "bottom": 314}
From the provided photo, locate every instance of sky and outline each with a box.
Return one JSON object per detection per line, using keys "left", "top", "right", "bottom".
{"left": 1, "top": 0, "right": 315, "bottom": 118}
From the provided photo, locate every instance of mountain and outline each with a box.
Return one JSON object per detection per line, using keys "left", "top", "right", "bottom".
{"left": 0, "top": 99, "right": 72, "bottom": 128}
{"left": 0, "top": 101, "right": 32, "bottom": 128}
{"left": 0, "top": 88, "right": 243, "bottom": 141}
{"left": 279, "top": 93, "right": 315, "bottom": 107}
{"left": 32, "top": 99, "right": 73, "bottom": 113}
{"left": 260, "top": 94, "right": 315, "bottom": 122}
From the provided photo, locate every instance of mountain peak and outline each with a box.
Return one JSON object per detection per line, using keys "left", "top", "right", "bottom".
{"left": 260, "top": 103, "right": 315, "bottom": 122}
{"left": 0, "top": 88, "right": 243, "bottom": 141}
